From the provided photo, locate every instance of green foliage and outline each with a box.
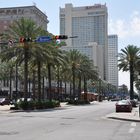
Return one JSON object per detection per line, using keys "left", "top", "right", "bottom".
{"left": 67, "top": 100, "right": 90, "bottom": 105}
{"left": 12, "top": 100, "right": 60, "bottom": 110}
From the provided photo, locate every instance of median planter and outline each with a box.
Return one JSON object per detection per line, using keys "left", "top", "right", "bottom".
{"left": 13, "top": 100, "right": 60, "bottom": 110}
{"left": 67, "top": 100, "right": 90, "bottom": 105}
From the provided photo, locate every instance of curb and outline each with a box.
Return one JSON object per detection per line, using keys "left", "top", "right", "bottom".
{"left": 107, "top": 116, "right": 140, "bottom": 122}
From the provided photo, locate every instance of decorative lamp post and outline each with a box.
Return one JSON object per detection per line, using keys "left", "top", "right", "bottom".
{"left": 98, "top": 76, "right": 102, "bottom": 102}
{"left": 138, "top": 74, "right": 140, "bottom": 101}
{"left": 138, "top": 74, "right": 140, "bottom": 117}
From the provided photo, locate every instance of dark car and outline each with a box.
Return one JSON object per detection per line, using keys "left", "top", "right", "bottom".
{"left": 115, "top": 100, "right": 132, "bottom": 112}
{"left": 16, "top": 98, "right": 33, "bottom": 103}
{"left": 129, "top": 99, "right": 138, "bottom": 107}
{"left": 0, "top": 98, "right": 10, "bottom": 105}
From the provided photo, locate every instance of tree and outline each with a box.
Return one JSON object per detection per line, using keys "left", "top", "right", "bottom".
{"left": 65, "top": 49, "right": 83, "bottom": 100}
{"left": 79, "top": 55, "right": 98, "bottom": 101}
{"left": 118, "top": 45, "right": 140, "bottom": 99}
{"left": 64, "top": 50, "right": 98, "bottom": 101}
{"left": 2, "top": 17, "right": 43, "bottom": 100}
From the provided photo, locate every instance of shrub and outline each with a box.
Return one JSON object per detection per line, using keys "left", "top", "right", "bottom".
{"left": 67, "top": 100, "right": 90, "bottom": 105}
{"left": 18, "top": 101, "right": 35, "bottom": 110}
{"left": 13, "top": 100, "right": 60, "bottom": 110}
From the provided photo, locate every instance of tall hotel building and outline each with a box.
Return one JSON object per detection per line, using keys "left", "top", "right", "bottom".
{"left": 108, "top": 35, "right": 118, "bottom": 87}
{"left": 60, "top": 3, "right": 108, "bottom": 80}
{"left": 0, "top": 5, "right": 49, "bottom": 33}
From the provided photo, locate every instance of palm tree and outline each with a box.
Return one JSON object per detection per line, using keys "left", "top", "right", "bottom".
{"left": 29, "top": 44, "right": 49, "bottom": 101}
{"left": 0, "top": 61, "right": 14, "bottom": 99}
{"left": 135, "top": 59, "right": 140, "bottom": 92}
{"left": 64, "top": 50, "right": 98, "bottom": 101}
{"left": 7, "top": 18, "right": 43, "bottom": 100}
{"left": 46, "top": 46, "right": 66, "bottom": 101}
{"left": 65, "top": 49, "right": 82, "bottom": 100}
{"left": 79, "top": 55, "right": 98, "bottom": 101}
{"left": 118, "top": 45, "right": 140, "bottom": 100}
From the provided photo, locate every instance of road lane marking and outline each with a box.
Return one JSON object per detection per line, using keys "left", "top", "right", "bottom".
{"left": 129, "top": 128, "right": 135, "bottom": 133}
{"left": 131, "top": 122, "right": 136, "bottom": 127}
{"left": 128, "top": 122, "right": 136, "bottom": 133}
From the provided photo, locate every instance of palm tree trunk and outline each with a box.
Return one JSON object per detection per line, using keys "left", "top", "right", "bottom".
{"left": 28, "top": 78, "right": 31, "bottom": 97}
{"left": 42, "top": 77, "right": 45, "bottom": 100}
{"left": 78, "top": 74, "right": 81, "bottom": 100}
{"left": 9, "top": 68, "right": 12, "bottom": 100}
{"left": 32, "top": 70, "right": 36, "bottom": 100}
{"left": 60, "top": 80, "right": 63, "bottom": 101}
{"left": 72, "top": 66, "right": 75, "bottom": 100}
{"left": 64, "top": 81, "right": 67, "bottom": 98}
{"left": 130, "top": 62, "right": 134, "bottom": 100}
{"left": 57, "top": 67, "right": 60, "bottom": 100}
{"left": 24, "top": 47, "right": 28, "bottom": 101}
{"left": 15, "top": 63, "right": 18, "bottom": 100}
{"left": 48, "top": 63, "right": 52, "bottom": 101}
{"left": 84, "top": 76, "right": 87, "bottom": 101}
{"left": 70, "top": 83, "right": 72, "bottom": 100}
{"left": 37, "top": 61, "right": 41, "bottom": 101}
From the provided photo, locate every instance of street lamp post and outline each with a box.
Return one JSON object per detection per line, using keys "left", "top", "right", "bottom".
{"left": 98, "top": 76, "right": 102, "bottom": 102}
{"left": 138, "top": 74, "right": 140, "bottom": 117}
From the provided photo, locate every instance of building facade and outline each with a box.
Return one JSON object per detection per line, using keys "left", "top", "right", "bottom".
{"left": 108, "top": 35, "right": 118, "bottom": 87}
{"left": 60, "top": 3, "right": 108, "bottom": 80}
{"left": 0, "top": 5, "right": 49, "bottom": 33}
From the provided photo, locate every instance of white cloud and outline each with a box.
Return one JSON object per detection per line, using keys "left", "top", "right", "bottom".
{"left": 130, "top": 12, "right": 140, "bottom": 36}
{"left": 109, "top": 11, "right": 140, "bottom": 38}
{"left": 110, "top": 11, "right": 140, "bottom": 89}
{"left": 119, "top": 70, "right": 130, "bottom": 89}
{"left": 109, "top": 19, "right": 128, "bottom": 38}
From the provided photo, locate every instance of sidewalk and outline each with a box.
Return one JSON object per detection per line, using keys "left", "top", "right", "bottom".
{"left": 106, "top": 106, "right": 140, "bottom": 122}
{"left": 0, "top": 105, "right": 11, "bottom": 111}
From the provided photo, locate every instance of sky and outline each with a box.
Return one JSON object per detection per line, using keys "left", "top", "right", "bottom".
{"left": 1, "top": 0, "right": 140, "bottom": 90}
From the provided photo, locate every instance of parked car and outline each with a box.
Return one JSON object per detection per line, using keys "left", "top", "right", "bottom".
{"left": 16, "top": 98, "right": 33, "bottom": 103}
{"left": 10, "top": 98, "right": 33, "bottom": 105}
{"left": 0, "top": 98, "right": 10, "bottom": 105}
{"left": 115, "top": 100, "right": 132, "bottom": 112}
{"left": 129, "top": 99, "right": 138, "bottom": 107}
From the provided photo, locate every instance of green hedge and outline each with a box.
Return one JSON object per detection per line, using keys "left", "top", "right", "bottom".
{"left": 12, "top": 100, "right": 60, "bottom": 110}
{"left": 67, "top": 100, "right": 90, "bottom": 105}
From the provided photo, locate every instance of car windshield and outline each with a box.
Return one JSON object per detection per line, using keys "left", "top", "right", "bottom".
{"left": 117, "top": 100, "right": 129, "bottom": 105}
{"left": 0, "top": 98, "right": 5, "bottom": 102}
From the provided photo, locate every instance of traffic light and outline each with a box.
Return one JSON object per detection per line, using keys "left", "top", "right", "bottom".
{"left": 19, "top": 37, "right": 25, "bottom": 43}
{"left": 19, "top": 37, "right": 32, "bottom": 43}
{"left": 59, "top": 35, "right": 68, "bottom": 39}
{"left": 25, "top": 37, "right": 32, "bottom": 42}
{"left": 53, "top": 35, "right": 68, "bottom": 40}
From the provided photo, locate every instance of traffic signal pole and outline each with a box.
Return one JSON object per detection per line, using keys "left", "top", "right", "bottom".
{"left": 0, "top": 35, "right": 77, "bottom": 45}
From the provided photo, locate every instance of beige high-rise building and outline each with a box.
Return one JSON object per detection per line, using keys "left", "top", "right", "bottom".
{"left": 60, "top": 3, "right": 108, "bottom": 80}
{"left": 0, "top": 5, "right": 49, "bottom": 33}
{"left": 108, "top": 35, "right": 118, "bottom": 87}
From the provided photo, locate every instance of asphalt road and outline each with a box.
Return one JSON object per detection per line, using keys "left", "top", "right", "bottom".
{"left": 0, "top": 101, "right": 140, "bottom": 140}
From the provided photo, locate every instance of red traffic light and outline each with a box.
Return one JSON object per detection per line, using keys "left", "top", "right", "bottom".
{"left": 55, "top": 36, "right": 59, "bottom": 39}
{"left": 19, "top": 37, "right": 32, "bottom": 43}
{"left": 19, "top": 37, "right": 25, "bottom": 43}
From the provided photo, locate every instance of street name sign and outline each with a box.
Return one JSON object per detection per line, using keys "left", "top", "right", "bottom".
{"left": 36, "top": 36, "right": 51, "bottom": 43}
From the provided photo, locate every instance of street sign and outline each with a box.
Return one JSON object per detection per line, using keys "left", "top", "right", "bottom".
{"left": 35, "top": 36, "right": 51, "bottom": 43}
